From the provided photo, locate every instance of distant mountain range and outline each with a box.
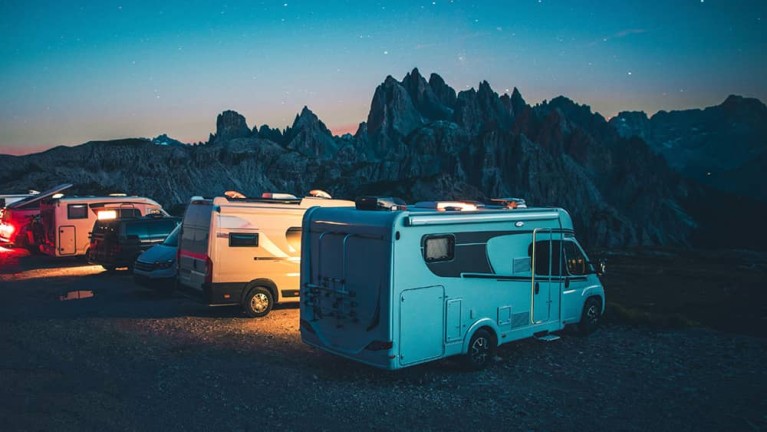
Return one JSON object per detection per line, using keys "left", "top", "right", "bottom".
{"left": 1, "top": 68, "right": 765, "bottom": 250}
{"left": 611, "top": 95, "right": 767, "bottom": 203}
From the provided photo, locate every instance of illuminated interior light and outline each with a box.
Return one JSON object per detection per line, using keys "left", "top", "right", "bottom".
{"left": 97, "top": 210, "right": 117, "bottom": 220}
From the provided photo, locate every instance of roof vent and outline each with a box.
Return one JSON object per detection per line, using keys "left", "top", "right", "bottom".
{"left": 307, "top": 189, "right": 332, "bottom": 199}
{"left": 225, "top": 190, "right": 246, "bottom": 199}
{"left": 261, "top": 192, "right": 298, "bottom": 200}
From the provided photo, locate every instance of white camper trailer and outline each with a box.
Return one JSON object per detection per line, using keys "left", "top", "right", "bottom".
{"left": 0, "top": 184, "right": 72, "bottom": 250}
{"left": 39, "top": 195, "right": 166, "bottom": 257}
{"left": 300, "top": 197, "right": 606, "bottom": 370}
{"left": 177, "top": 192, "right": 354, "bottom": 317}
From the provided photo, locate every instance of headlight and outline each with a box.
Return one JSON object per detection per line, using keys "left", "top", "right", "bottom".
{"left": 156, "top": 259, "right": 175, "bottom": 269}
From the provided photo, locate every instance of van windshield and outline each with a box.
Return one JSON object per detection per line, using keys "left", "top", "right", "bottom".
{"left": 163, "top": 225, "right": 180, "bottom": 246}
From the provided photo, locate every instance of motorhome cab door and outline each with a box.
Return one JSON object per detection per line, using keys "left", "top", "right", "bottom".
{"left": 530, "top": 229, "right": 564, "bottom": 324}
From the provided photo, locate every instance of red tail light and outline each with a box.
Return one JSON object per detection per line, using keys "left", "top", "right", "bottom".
{"left": 0, "top": 223, "right": 15, "bottom": 238}
{"left": 205, "top": 257, "right": 213, "bottom": 285}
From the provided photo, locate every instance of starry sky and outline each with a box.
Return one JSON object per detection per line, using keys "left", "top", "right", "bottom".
{"left": 1, "top": 0, "right": 765, "bottom": 155}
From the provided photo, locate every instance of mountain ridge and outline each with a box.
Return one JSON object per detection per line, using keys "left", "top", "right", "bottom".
{"left": 2, "top": 69, "right": 764, "bottom": 250}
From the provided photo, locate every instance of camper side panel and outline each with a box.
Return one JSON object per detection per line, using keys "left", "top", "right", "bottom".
{"left": 391, "top": 216, "right": 567, "bottom": 367}
{"left": 211, "top": 206, "right": 304, "bottom": 304}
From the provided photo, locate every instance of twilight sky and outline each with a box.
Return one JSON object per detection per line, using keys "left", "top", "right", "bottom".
{"left": 1, "top": 0, "right": 765, "bottom": 155}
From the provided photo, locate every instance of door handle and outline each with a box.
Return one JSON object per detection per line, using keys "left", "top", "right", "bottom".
{"left": 534, "top": 282, "right": 539, "bottom": 295}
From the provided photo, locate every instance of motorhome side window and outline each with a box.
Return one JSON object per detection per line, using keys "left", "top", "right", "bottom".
{"left": 119, "top": 208, "right": 142, "bottom": 218}
{"left": 563, "top": 241, "right": 587, "bottom": 275}
{"left": 423, "top": 235, "right": 454, "bottom": 262}
{"left": 67, "top": 204, "right": 88, "bottom": 219}
{"left": 229, "top": 233, "right": 259, "bottom": 247}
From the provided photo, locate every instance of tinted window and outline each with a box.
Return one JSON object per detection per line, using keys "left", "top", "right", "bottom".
{"left": 119, "top": 208, "right": 142, "bottom": 218}
{"left": 423, "top": 235, "right": 454, "bottom": 262}
{"left": 229, "top": 233, "right": 259, "bottom": 247}
{"left": 147, "top": 220, "right": 178, "bottom": 239}
{"left": 529, "top": 240, "right": 564, "bottom": 276}
{"left": 563, "top": 241, "right": 587, "bottom": 275}
{"left": 68, "top": 204, "right": 88, "bottom": 219}
{"left": 286, "top": 227, "right": 302, "bottom": 251}
{"left": 125, "top": 221, "right": 149, "bottom": 238}
{"left": 184, "top": 203, "right": 213, "bottom": 228}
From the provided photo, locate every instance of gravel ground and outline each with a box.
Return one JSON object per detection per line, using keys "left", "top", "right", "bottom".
{"left": 1, "top": 246, "right": 766, "bottom": 432}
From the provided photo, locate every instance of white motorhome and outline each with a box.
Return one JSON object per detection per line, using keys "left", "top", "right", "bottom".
{"left": 39, "top": 195, "right": 166, "bottom": 257}
{"left": 177, "top": 192, "right": 354, "bottom": 317}
{"left": 300, "top": 197, "right": 606, "bottom": 370}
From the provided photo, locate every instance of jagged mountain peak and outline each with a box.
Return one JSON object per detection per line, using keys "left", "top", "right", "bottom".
{"left": 291, "top": 106, "right": 330, "bottom": 134}
{"left": 213, "top": 110, "right": 251, "bottom": 144}
{"left": 284, "top": 106, "right": 337, "bottom": 158}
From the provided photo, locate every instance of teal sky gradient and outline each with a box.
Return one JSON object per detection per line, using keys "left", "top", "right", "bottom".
{"left": 1, "top": 0, "right": 765, "bottom": 154}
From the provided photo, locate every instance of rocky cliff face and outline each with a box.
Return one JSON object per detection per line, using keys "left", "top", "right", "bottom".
{"left": 610, "top": 95, "right": 767, "bottom": 202}
{"left": 1, "top": 69, "right": 763, "bottom": 249}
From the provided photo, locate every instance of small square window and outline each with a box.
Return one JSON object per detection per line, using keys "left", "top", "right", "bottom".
{"left": 229, "top": 233, "right": 259, "bottom": 247}
{"left": 67, "top": 204, "right": 88, "bottom": 219}
{"left": 424, "top": 235, "right": 454, "bottom": 262}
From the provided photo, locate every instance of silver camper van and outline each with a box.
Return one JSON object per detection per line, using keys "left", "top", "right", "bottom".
{"left": 300, "top": 197, "right": 606, "bottom": 370}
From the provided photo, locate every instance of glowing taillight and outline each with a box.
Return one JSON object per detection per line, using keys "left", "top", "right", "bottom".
{"left": 0, "top": 223, "right": 15, "bottom": 238}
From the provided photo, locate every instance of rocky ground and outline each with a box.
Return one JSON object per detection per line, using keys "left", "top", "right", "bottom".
{"left": 1, "top": 246, "right": 766, "bottom": 432}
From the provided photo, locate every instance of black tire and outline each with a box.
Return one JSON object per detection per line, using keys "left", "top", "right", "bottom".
{"left": 243, "top": 286, "right": 273, "bottom": 318}
{"left": 463, "top": 329, "right": 496, "bottom": 371}
{"left": 578, "top": 297, "right": 602, "bottom": 335}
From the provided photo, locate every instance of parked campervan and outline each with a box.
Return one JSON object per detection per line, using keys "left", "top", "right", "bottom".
{"left": 0, "top": 184, "right": 72, "bottom": 250}
{"left": 39, "top": 195, "right": 166, "bottom": 257}
{"left": 300, "top": 197, "right": 606, "bottom": 370}
{"left": 177, "top": 192, "right": 354, "bottom": 317}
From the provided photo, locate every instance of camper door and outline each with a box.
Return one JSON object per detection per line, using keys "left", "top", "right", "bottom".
{"left": 530, "top": 229, "right": 564, "bottom": 324}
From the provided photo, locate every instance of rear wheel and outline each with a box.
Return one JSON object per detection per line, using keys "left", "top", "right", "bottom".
{"left": 578, "top": 297, "right": 602, "bottom": 335}
{"left": 463, "top": 329, "right": 496, "bottom": 370}
{"left": 243, "top": 286, "right": 273, "bottom": 318}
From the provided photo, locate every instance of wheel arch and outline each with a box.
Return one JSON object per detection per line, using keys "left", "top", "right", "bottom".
{"left": 462, "top": 319, "right": 500, "bottom": 355}
{"left": 241, "top": 278, "right": 278, "bottom": 304}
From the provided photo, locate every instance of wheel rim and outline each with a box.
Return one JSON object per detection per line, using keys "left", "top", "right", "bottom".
{"left": 470, "top": 335, "right": 489, "bottom": 365}
{"left": 250, "top": 293, "right": 269, "bottom": 313}
{"left": 586, "top": 303, "right": 599, "bottom": 326}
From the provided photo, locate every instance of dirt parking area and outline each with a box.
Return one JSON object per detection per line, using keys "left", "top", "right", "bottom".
{"left": 1, "top": 246, "right": 766, "bottom": 431}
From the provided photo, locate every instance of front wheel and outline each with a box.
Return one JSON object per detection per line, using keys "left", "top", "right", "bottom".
{"left": 243, "top": 286, "right": 273, "bottom": 318}
{"left": 463, "top": 329, "right": 496, "bottom": 370}
{"left": 578, "top": 297, "right": 602, "bottom": 335}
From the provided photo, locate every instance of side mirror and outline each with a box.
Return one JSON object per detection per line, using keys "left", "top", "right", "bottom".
{"left": 588, "top": 259, "right": 606, "bottom": 276}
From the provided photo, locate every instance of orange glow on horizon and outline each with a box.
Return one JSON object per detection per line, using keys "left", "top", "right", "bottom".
{"left": 330, "top": 123, "right": 359, "bottom": 137}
